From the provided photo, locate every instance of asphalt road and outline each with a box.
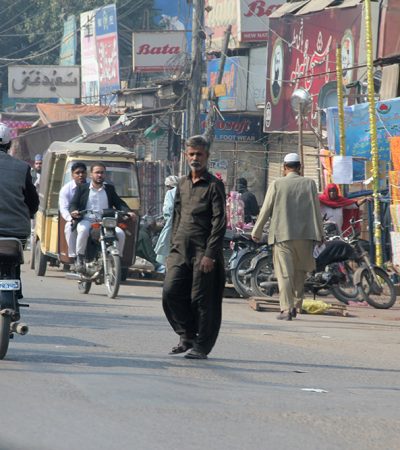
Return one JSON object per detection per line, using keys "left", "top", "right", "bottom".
{"left": 1, "top": 259, "right": 399, "bottom": 450}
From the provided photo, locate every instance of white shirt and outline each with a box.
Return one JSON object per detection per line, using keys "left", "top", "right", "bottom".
{"left": 84, "top": 183, "right": 108, "bottom": 220}
{"left": 320, "top": 203, "right": 357, "bottom": 231}
{"left": 59, "top": 180, "right": 79, "bottom": 221}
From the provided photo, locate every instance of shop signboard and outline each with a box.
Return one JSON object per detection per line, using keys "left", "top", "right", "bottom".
{"left": 264, "top": 6, "right": 362, "bottom": 132}
{"left": 200, "top": 113, "right": 263, "bottom": 142}
{"left": 247, "top": 46, "right": 267, "bottom": 111}
{"left": 133, "top": 31, "right": 186, "bottom": 73}
{"left": 95, "top": 4, "right": 120, "bottom": 102}
{"left": 378, "top": 0, "right": 400, "bottom": 60}
{"left": 237, "top": 0, "right": 284, "bottom": 43}
{"left": 80, "top": 9, "right": 99, "bottom": 104}
{"left": 207, "top": 56, "right": 248, "bottom": 111}
{"left": 8, "top": 65, "right": 80, "bottom": 99}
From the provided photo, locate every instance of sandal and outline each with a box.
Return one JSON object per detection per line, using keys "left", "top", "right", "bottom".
{"left": 169, "top": 340, "right": 193, "bottom": 355}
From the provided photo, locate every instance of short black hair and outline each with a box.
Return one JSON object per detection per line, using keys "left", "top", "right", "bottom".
{"left": 284, "top": 162, "right": 301, "bottom": 170}
{"left": 236, "top": 177, "right": 247, "bottom": 188}
{"left": 71, "top": 162, "right": 87, "bottom": 173}
{"left": 90, "top": 162, "right": 106, "bottom": 172}
{"left": 186, "top": 135, "right": 210, "bottom": 153}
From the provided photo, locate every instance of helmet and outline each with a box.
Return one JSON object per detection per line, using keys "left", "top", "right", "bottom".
{"left": 165, "top": 175, "right": 179, "bottom": 188}
{"left": 0, "top": 123, "right": 11, "bottom": 145}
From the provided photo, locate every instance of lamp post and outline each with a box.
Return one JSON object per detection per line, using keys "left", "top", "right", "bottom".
{"left": 290, "top": 88, "right": 312, "bottom": 175}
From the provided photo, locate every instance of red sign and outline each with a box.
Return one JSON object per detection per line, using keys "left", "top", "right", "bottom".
{"left": 264, "top": 7, "right": 362, "bottom": 132}
{"left": 378, "top": 0, "right": 400, "bottom": 60}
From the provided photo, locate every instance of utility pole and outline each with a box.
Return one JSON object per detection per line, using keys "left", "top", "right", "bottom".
{"left": 188, "top": 0, "right": 205, "bottom": 137}
{"left": 204, "top": 24, "right": 232, "bottom": 147}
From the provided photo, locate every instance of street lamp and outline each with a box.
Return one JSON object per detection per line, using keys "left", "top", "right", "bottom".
{"left": 290, "top": 88, "right": 312, "bottom": 174}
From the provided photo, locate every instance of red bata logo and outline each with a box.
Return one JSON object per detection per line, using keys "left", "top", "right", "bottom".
{"left": 244, "top": 1, "right": 280, "bottom": 17}
{"left": 137, "top": 44, "right": 181, "bottom": 55}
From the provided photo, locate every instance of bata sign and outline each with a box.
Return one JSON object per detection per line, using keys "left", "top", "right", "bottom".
{"left": 133, "top": 31, "right": 186, "bottom": 73}
{"left": 205, "top": 0, "right": 283, "bottom": 49}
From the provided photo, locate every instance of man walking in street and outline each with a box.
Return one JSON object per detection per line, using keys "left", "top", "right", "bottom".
{"left": 252, "top": 153, "right": 324, "bottom": 320}
{"left": 162, "top": 135, "right": 226, "bottom": 359}
{"left": 235, "top": 177, "right": 259, "bottom": 223}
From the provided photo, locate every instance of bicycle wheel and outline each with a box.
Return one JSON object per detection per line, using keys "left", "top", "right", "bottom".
{"left": 330, "top": 261, "right": 362, "bottom": 305}
{"left": 250, "top": 255, "right": 275, "bottom": 298}
{"left": 231, "top": 252, "right": 254, "bottom": 298}
{"left": 0, "top": 315, "right": 11, "bottom": 360}
{"left": 104, "top": 253, "right": 121, "bottom": 299}
{"left": 359, "top": 267, "right": 397, "bottom": 309}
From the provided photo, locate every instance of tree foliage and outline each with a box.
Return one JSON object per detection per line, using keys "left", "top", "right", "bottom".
{"left": 0, "top": 0, "right": 155, "bottom": 87}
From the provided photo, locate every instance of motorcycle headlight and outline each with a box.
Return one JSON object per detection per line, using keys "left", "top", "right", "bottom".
{"left": 102, "top": 217, "right": 117, "bottom": 228}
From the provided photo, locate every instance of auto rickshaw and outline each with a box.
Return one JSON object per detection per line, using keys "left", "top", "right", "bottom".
{"left": 31, "top": 141, "right": 140, "bottom": 281}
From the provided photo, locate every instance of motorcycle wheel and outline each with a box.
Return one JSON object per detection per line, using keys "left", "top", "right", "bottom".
{"left": 34, "top": 239, "right": 47, "bottom": 277}
{"left": 250, "top": 255, "right": 275, "bottom": 298}
{"left": 78, "top": 281, "right": 92, "bottom": 294}
{"left": 0, "top": 315, "right": 11, "bottom": 360}
{"left": 359, "top": 267, "right": 397, "bottom": 309}
{"left": 330, "top": 261, "right": 362, "bottom": 305}
{"left": 105, "top": 253, "right": 121, "bottom": 299}
{"left": 231, "top": 253, "right": 255, "bottom": 298}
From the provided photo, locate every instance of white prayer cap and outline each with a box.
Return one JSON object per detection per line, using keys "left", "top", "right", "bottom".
{"left": 283, "top": 152, "right": 300, "bottom": 163}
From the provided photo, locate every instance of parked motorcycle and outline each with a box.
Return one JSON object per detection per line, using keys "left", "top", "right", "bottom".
{"left": 0, "top": 238, "right": 29, "bottom": 360}
{"left": 66, "top": 209, "right": 130, "bottom": 299}
{"left": 249, "top": 219, "right": 396, "bottom": 308}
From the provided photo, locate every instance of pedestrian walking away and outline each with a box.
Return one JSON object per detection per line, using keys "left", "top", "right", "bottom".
{"left": 251, "top": 153, "right": 324, "bottom": 320}
{"left": 162, "top": 135, "right": 226, "bottom": 359}
{"left": 235, "top": 177, "right": 259, "bottom": 224}
{"left": 154, "top": 175, "right": 179, "bottom": 266}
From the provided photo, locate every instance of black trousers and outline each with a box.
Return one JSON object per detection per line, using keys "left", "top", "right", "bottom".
{"left": 162, "top": 250, "right": 225, "bottom": 355}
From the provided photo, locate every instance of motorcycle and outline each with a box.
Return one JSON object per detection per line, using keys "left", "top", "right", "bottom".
{"left": 0, "top": 238, "right": 29, "bottom": 360}
{"left": 228, "top": 233, "right": 271, "bottom": 298}
{"left": 66, "top": 209, "right": 130, "bottom": 299}
{"left": 249, "top": 219, "right": 397, "bottom": 308}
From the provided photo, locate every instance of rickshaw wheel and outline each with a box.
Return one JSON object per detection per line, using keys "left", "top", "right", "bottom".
{"left": 34, "top": 239, "right": 47, "bottom": 277}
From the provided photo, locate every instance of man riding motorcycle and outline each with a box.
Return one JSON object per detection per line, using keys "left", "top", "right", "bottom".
{"left": 0, "top": 123, "right": 39, "bottom": 297}
{"left": 69, "top": 162, "right": 134, "bottom": 272}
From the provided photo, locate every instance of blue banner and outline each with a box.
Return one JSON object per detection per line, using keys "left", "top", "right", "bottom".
{"left": 95, "top": 4, "right": 118, "bottom": 36}
{"left": 326, "top": 98, "right": 400, "bottom": 161}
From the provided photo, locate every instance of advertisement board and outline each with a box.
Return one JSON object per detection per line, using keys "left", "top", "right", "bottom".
{"left": 207, "top": 56, "right": 248, "bottom": 111}
{"left": 95, "top": 4, "right": 120, "bottom": 102}
{"left": 8, "top": 66, "right": 80, "bottom": 99}
{"left": 326, "top": 98, "right": 400, "bottom": 162}
{"left": 133, "top": 31, "right": 186, "bottom": 73}
{"left": 59, "top": 15, "right": 77, "bottom": 66}
{"left": 378, "top": 0, "right": 400, "bottom": 60}
{"left": 80, "top": 10, "right": 99, "bottom": 104}
{"left": 264, "top": 6, "right": 362, "bottom": 132}
{"left": 237, "top": 0, "right": 284, "bottom": 43}
{"left": 200, "top": 113, "right": 263, "bottom": 142}
{"left": 153, "top": 0, "right": 192, "bottom": 51}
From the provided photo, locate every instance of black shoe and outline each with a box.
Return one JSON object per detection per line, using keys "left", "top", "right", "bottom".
{"left": 291, "top": 308, "right": 297, "bottom": 318}
{"left": 75, "top": 255, "right": 85, "bottom": 273}
{"left": 184, "top": 349, "right": 208, "bottom": 360}
{"left": 276, "top": 311, "right": 292, "bottom": 321}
